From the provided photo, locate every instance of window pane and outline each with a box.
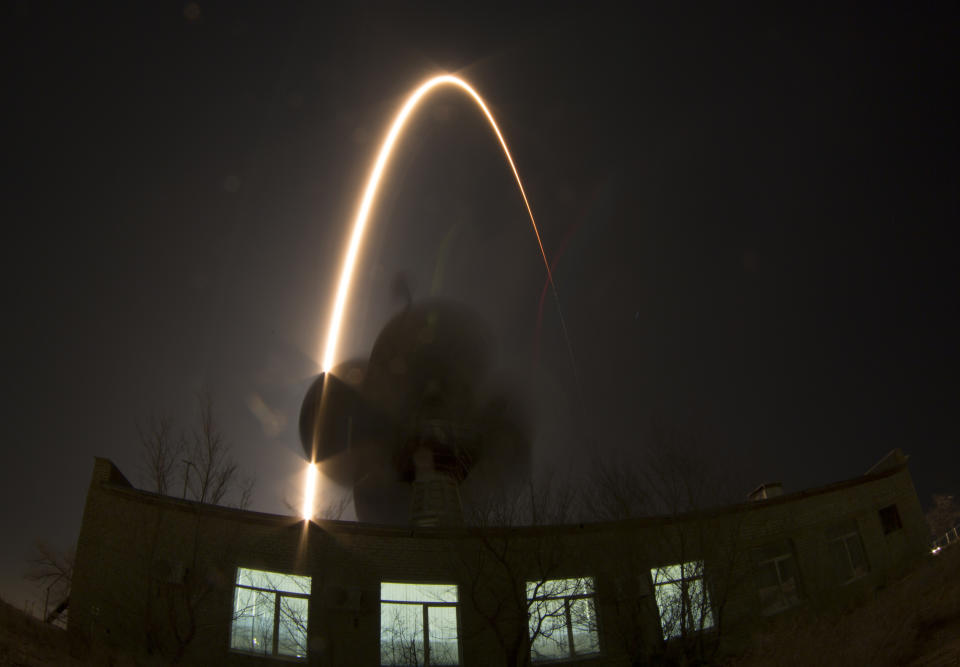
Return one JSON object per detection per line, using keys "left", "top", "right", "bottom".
{"left": 381, "top": 582, "right": 458, "bottom": 604}
{"left": 777, "top": 557, "right": 801, "bottom": 606}
{"left": 569, "top": 597, "right": 599, "bottom": 656}
{"left": 237, "top": 567, "right": 312, "bottom": 595}
{"left": 687, "top": 576, "right": 715, "bottom": 632}
{"left": 654, "top": 580, "right": 685, "bottom": 639}
{"left": 381, "top": 602, "right": 424, "bottom": 666}
{"left": 526, "top": 578, "right": 600, "bottom": 662}
{"left": 846, "top": 535, "right": 869, "bottom": 578}
{"left": 277, "top": 595, "right": 309, "bottom": 659}
{"left": 651, "top": 564, "right": 684, "bottom": 585}
{"left": 828, "top": 539, "right": 854, "bottom": 582}
{"left": 428, "top": 605, "right": 460, "bottom": 665}
{"left": 755, "top": 542, "right": 802, "bottom": 615}
{"left": 757, "top": 583, "right": 783, "bottom": 614}
{"left": 527, "top": 577, "right": 595, "bottom": 600}
{"left": 231, "top": 587, "right": 274, "bottom": 655}
{"left": 651, "top": 561, "right": 713, "bottom": 639}
{"left": 825, "top": 521, "right": 858, "bottom": 541}
{"left": 755, "top": 540, "right": 791, "bottom": 562}
{"left": 756, "top": 560, "right": 780, "bottom": 591}
{"left": 879, "top": 505, "right": 902, "bottom": 534}
{"left": 758, "top": 559, "right": 790, "bottom": 615}
{"left": 529, "top": 597, "right": 569, "bottom": 661}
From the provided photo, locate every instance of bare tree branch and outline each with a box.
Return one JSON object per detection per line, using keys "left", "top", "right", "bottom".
{"left": 454, "top": 473, "right": 586, "bottom": 666}
{"left": 137, "top": 391, "right": 253, "bottom": 509}
{"left": 927, "top": 494, "right": 960, "bottom": 538}
{"left": 25, "top": 541, "right": 74, "bottom": 589}
{"left": 282, "top": 485, "right": 351, "bottom": 521}
{"left": 138, "top": 414, "right": 182, "bottom": 497}
{"left": 24, "top": 541, "right": 74, "bottom": 625}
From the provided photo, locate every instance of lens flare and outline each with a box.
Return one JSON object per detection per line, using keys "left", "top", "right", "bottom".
{"left": 302, "top": 463, "right": 317, "bottom": 520}
{"left": 321, "top": 74, "right": 554, "bottom": 372}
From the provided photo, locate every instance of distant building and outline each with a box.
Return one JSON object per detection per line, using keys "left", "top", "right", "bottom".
{"left": 70, "top": 450, "right": 927, "bottom": 665}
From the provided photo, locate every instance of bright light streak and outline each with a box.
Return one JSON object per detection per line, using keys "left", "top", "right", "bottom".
{"left": 321, "top": 74, "right": 553, "bottom": 371}
{"left": 302, "top": 463, "right": 317, "bottom": 521}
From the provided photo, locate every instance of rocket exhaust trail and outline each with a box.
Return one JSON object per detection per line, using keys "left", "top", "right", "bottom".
{"left": 302, "top": 463, "right": 317, "bottom": 520}
{"left": 320, "top": 74, "right": 574, "bottom": 377}
{"left": 306, "top": 74, "right": 583, "bottom": 520}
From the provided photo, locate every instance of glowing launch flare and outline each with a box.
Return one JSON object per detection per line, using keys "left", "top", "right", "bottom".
{"left": 321, "top": 74, "right": 553, "bottom": 372}
{"left": 302, "top": 463, "right": 317, "bottom": 520}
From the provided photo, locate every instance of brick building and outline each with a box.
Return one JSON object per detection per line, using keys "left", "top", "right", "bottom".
{"left": 70, "top": 449, "right": 927, "bottom": 665}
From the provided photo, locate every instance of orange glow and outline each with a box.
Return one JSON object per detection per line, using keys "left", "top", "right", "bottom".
{"left": 321, "top": 74, "right": 552, "bottom": 371}
{"left": 302, "top": 463, "right": 317, "bottom": 520}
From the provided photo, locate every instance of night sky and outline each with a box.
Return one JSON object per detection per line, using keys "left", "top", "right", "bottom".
{"left": 5, "top": 2, "right": 957, "bottom": 610}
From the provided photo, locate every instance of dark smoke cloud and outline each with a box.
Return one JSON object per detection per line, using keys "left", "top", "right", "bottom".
{"left": 300, "top": 299, "right": 534, "bottom": 523}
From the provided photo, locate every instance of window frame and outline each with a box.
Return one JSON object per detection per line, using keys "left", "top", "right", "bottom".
{"left": 229, "top": 567, "right": 311, "bottom": 661}
{"left": 754, "top": 544, "right": 803, "bottom": 615}
{"left": 649, "top": 560, "right": 715, "bottom": 641}
{"left": 379, "top": 581, "right": 461, "bottom": 667}
{"left": 525, "top": 576, "right": 601, "bottom": 662}
{"left": 825, "top": 524, "right": 870, "bottom": 585}
{"left": 878, "top": 504, "right": 903, "bottom": 535}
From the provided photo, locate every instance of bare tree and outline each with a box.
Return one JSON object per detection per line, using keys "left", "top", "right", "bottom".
{"left": 24, "top": 541, "right": 74, "bottom": 627}
{"left": 282, "top": 484, "right": 353, "bottom": 521}
{"left": 317, "top": 491, "right": 352, "bottom": 521}
{"left": 138, "top": 414, "right": 181, "bottom": 498}
{"left": 277, "top": 594, "right": 310, "bottom": 657}
{"left": 138, "top": 392, "right": 254, "bottom": 509}
{"left": 584, "top": 418, "right": 750, "bottom": 665}
{"left": 183, "top": 393, "right": 249, "bottom": 506}
{"left": 229, "top": 570, "right": 311, "bottom": 659}
{"left": 380, "top": 604, "right": 426, "bottom": 666}
{"left": 580, "top": 450, "right": 651, "bottom": 522}
{"left": 452, "top": 473, "right": 591, "bottom": 667}
{"left": 926, "top": 494, "right": 960, "bottom": 539}
{"left": 133, "top": 392, "right": 255, "bottom": 663}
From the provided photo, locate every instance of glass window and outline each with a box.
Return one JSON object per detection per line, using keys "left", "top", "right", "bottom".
{"left": 231, "top": 567, "right": 310, "bottom": 660}
{"left": 526, "top": 577, "right": 600, "bottom": 662}
{"left": 754, "top": 541, "right": 802, "bottom": 615}
{"left": 825, "top": 522, "right": 870, "bottom": 584}
{"left": 380, "top": 582, "right": 459, "bottom": 666}
{"left": 428, "top": 606, "right": 460, "bottom": 665}
{"left": 650, "top": 561, "right": 714, "bottom": 640}
{"left": 879, "top": 505, "right": 903, "bottom": 535}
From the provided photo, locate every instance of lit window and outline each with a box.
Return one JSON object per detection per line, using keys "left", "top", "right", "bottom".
{"left": 826, "top": 522, "right": 869, "bottom": 584}
{"left": 230, "top": 567, "right": 311, "bottom": 660}
{"left": 754, "top": 541, "right": 802, "bottom": 615}
{"left": 879, "top": 505, "right": 903, "bottom": 535}
{"left": 380, "top": 582, "right": 459, "bottom": 666}
{"left": 526, "top": 577, "right": 600, "bottom": 661}
{"left": 650, "top": 561, "right": 714, "bottom": 640}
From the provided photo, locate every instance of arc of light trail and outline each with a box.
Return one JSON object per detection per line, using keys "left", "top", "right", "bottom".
{"left": 302, "top": 463, "right": 317, "bottom": 520}
{"left": 321, "top": 74, "right": 555, "bottom": 372}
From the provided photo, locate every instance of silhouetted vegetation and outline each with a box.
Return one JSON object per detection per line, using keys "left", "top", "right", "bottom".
{"left": 138, "top": 391, "right": 254, "bottom": 508}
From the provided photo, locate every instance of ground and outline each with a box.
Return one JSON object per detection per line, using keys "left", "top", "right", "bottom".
{"left": 0, "top": 598, "right": 80, "bottom": 667}
{"left": 732, "top": 544, "right": 960, "bottom": 667}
